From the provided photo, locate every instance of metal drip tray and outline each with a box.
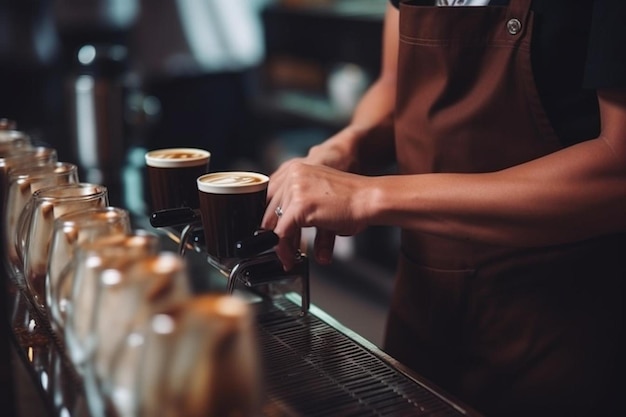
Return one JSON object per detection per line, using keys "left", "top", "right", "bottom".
{"left": 256, "top": 296, "right": 480, "bottom": 417}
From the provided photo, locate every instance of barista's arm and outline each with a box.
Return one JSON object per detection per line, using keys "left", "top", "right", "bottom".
{"left": 276, "top": 4, "right": 399, "bottom": 177}
{"left": 263, "top": 5, "right": 399, "bottom": 265}
{"left": 368, "top": 89, "right": 626, "bottom": 246}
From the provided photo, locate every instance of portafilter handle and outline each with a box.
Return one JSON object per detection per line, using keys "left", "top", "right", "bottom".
{"left": 150, "top": 207, "right": 204, "bottom": 256}
{"left": 151, "top": 208, "right": 280, "bottom": 259}
{"left": 150, "top": 207, "right": 201, "bottom": 228}
{"left": 234, "top": 230, "right": 279, "bottom": 259}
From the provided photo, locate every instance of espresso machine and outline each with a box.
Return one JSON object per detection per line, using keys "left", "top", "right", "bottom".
{"left": 149, "top": 207, "right": 310, "bottom": 317}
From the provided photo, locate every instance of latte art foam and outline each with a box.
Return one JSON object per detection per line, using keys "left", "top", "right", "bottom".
{"left": 205, "top": 174, "right": 263, "bottom": 186}
{"left": 145, "top": 148, "right": 211, "bottom": 168}
{"left": 197, "top": 172, "right": 268, "bottom": 194}
{"left": 158, "top": 151, "right": 205, "bottom": 160}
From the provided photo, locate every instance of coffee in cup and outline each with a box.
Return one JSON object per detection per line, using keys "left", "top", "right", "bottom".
{"left": 145, "top": 148, "right": 211, "bottom": 212}
{"left": 197, "top": 172, "right": 269, "bottom": 259}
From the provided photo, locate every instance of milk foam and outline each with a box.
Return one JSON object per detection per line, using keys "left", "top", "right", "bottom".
{"left": 197, "top": 172, "right": 268, "bottom": 194}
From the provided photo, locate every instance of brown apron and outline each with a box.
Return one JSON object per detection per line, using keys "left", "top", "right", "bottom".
{"left": 384, "top": 1, "right": 625, "bottom": 415}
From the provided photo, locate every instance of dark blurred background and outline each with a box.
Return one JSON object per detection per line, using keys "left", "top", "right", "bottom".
{"left": 0, "top": 0, "right": 397, "bottom": 346}
{"left": 2, "top": 3, "right": 399, "bottom": 412}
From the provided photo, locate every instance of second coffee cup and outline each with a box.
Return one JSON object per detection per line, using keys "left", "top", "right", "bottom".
{"left": 145, "top": 148, "right": 211, "bottom": 212}
{"left": 197, "top": 172, "right": 269, "bottom": 259}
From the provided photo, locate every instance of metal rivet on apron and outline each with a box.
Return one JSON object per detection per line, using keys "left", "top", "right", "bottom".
{"left": 507, "top": 18, "right": 522, "bottom": 35}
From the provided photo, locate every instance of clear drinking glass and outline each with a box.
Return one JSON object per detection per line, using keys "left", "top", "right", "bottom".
{"left": 47, "top": 206, "right": 131, "bottom": 334}
{"left": 1, "top": 147, "right": 57, "bottom": 265}
{"left": 115, "top": 295, "right": 260, "bottom": 417}
{"left": 64, "top": 240, "right": 189, "bottom": 417}
{"left": 1, "top": 146, "right": 57, "bottom": 201}
{"left": 4, "top": 162, "right": 79, "bottom": 279}
{"left": 19, "top": 183, "right": 108, "bottom": 311}
{"left": 64, "top": 232, "right": 162, "bottom": 372}
{"left": 0, "top": 130, "right": 30, "bottom": 156}
{"left": 91, "top": 253, "right": 191, "bottom": 404}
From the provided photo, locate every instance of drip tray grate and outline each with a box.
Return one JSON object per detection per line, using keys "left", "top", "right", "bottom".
{"left": 256, "top": 298, "right": 476, "bottom": 417}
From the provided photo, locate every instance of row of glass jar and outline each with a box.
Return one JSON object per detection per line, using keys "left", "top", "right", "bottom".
{"left": 0, "top": 120, "right": 260, "bottom": 417}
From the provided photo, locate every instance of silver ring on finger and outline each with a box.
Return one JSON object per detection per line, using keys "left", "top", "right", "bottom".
{"left": 275, "top": 205, "right": 284, "bottom": 218}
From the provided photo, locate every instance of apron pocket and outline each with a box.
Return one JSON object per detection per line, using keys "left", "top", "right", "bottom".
{"left": 384, "top": 250, "right": 475, "bottom": 394}
{"left": 390, "top": 249, "right": 474, "bottom": 347}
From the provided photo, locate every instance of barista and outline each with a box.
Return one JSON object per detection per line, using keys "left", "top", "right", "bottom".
{"left": 262, "top": 0, "right": 626, "bottom": 415}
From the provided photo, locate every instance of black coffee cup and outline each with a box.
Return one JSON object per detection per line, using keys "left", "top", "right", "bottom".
{"left": 197, "top": 172, "right": 269, "bottom": 259}
{"left": 145, "top": 148, "right": 211, "bottom": 212}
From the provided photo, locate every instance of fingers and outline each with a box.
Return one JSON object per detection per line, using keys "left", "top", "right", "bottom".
{"left": 262, "top": 160, "right": 339, "bottom": 270}
{"left": 272, "top": 203, "right": 302, "bottom": 271}
{"left": 266, "top": 158, "right": 300, "bottom": 201}
{"left": 274, "top": 234, "right": 301, "bottom": 271}
{"left": 262, "top": 160, "right": 294, "bottom": 230}
{"left": 314, "top": 229, "right": 335, "bottom": 264}
{"left": 262, "top": 180, "right": 300, "bottom": 270}
{"left": 262, "top": 187, "right": 285, "bottom": 231}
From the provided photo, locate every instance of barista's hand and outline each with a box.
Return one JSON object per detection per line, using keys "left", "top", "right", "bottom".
{"left": 262, "top": 161, "right": 371, "bottom": 270}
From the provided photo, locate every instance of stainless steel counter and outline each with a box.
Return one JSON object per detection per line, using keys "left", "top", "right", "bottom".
{"left": 4, "top": 277, "right": 482, "bottom": 416}
{"left": 2, "top": 220, "right": 483, "bottom": 416}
